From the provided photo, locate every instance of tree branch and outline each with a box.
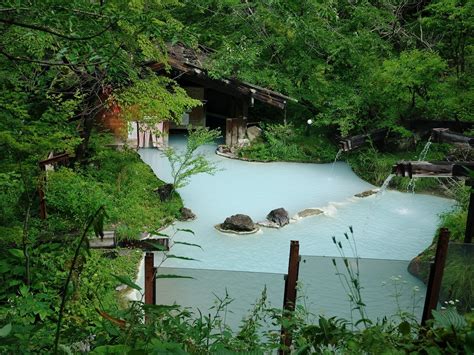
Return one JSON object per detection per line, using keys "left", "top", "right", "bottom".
{"left": 0, "top": 17, "right": 115, "bottom": 41}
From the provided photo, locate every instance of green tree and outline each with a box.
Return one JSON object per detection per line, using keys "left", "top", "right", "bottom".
{"left": 164, "top": 127, "right": 221, "bottom": 189}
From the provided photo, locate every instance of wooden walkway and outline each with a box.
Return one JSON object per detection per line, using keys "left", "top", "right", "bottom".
{"left": 89, "top": 231, "right": 116, "bottom": 249}
{"left": 89, "top": 231, "right": 169, "bottom": 250}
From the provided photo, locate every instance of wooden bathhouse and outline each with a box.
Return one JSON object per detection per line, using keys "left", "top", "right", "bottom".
{"left": 127, "top": 43, "right": 293, "bottom": 148}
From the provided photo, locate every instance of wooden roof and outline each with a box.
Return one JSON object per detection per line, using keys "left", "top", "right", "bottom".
{"left": 148, "top": 44, "right": 295, "bottom": 109}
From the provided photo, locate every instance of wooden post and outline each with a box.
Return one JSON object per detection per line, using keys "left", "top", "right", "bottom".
{"left": 280, "top": 240, "right": 300, "bottom": 354}
{"left": 145, "top": 252, "right": 155, "bottom": 305}
{"left": 136, "top": 122, "right": 140, "bottom": 149}
{"left": 237, "top": 118, "right": 246, "bottom": 141}
{"left": 231, "top": 119, "right": 238, "bottom": 147}
{"left": 465, "top": 179, "right": 474, "bottom": 244}
{"left": 163, "top": 121, "right": 170, "bottom": 147}
{"left": 225, "top": 118, "right": 232, "bottom": 146}
{"left": 421, "top": 228, "right": 450, "bottom": 325}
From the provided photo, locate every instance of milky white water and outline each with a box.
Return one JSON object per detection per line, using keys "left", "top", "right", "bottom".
{"left": 139, "top": 135, "right": 454, "bottom": 274}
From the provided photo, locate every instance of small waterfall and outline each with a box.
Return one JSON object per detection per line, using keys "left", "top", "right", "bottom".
{"left": 330, "top": 148, "right": 343, "bottom": 177}
{"left": 377, "top": 173, "right": 395, "bottom": 196}
{"left": 419, "top": 139, "right": 432, "bottom": 161}
{"left": 407, "top": 137, "right": 432, "bottom": 193}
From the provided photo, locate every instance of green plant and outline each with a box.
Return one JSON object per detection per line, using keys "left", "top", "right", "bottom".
{"left": 164, "top": 126, "right": 221, "bottom": 189}
{"left": 331, "top": 227, "right": 371, "bottom": 328}
{"left": 54, "top": 206, "right": 107, "bottom": 353}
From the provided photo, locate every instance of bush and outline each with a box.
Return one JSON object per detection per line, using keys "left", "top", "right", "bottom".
{"left": 238, "top": 123, "right": 337, "bottom": 163}
{"left": 47, "top": 168, "right": 112, "bottom": 231}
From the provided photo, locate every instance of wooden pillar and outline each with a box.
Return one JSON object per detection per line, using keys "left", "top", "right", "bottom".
{"left": 280, "top": 240, "right": 300, "bottom": 354}
{"left": 231, "top": 119, "right": 238, "bottom": 147}
{"left": 163, "top": 121, "right": 170, "bottom": 147}
{"left": 136, "top": 122, "right": 140, "bottom": 149}
{"left": 421, "top": 228, "right": 450, "bottom": 325}
{"left": 464, "top": 179, "right": 474, "bottom": 244}
{"left": 225, "top": 118, "right": 232, "bottom": 146}
{"left": 238, "top": 117, "right": 247, "bottom": 141}
{"left": 145, "top": 252, "right": 156, "bottom": 305}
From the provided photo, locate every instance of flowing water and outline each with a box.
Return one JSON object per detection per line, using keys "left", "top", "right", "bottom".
{"left": 138, "top": 135, "right": 454, "bottom": 322}
{"left": 330, "top": 148, "right": 344, "bottom": 177}
{"left": 407, "top": 138, "right": 433, "bottom": 193}
{"left": 376, "top": 173, "right": 395, "bottom": 196}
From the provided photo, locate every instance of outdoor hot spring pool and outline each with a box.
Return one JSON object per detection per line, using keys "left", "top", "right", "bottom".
{"left": 136, "top": 135, "right": 455, "bottom": 325}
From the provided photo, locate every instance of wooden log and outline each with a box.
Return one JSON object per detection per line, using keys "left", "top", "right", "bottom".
{"left": 421, "top": 228, "right": 450, "bottom": 325}
{"left": 38, "top": 153, "right": 69, "bottom": 168}
{"left": 280, "top": 240, "right": 300, "bottom": 355}
{"left": 432, "top": 128, "right": 474, "bottom": 146}
{"left": 394, "top": 160, "right": 474, "bottom": 178}
{"left": 339, "top": 128, "right": 388, "bottom": 152}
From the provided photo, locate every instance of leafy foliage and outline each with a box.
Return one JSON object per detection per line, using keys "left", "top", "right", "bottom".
{"left": 164, "top": 126, "right": 221, "bottom": 189}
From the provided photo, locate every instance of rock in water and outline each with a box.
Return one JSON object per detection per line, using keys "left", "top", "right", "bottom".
{"left": 155, "top": 183, "right": 173, "bottom": 202}
{"left": 246, "top": 126, "right": 262, "bottom": 142}
{"left": 354, "top": 190, "right": 377, "bottom": 198}
{"left": 266, "top": 208, "right": 290, "bottom": 227}
{"left": 221, "top": 214, "right": 255, "bottom": 232}
{"left": 179, "top": 207, "right": 196, "bottom": 221}
{"left": 297, "top": 208, "right": 323, "bottom": 218}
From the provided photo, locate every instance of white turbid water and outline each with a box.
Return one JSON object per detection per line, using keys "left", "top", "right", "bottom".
{"left": 139, "top": 135, "right": 454, "bottom": 323}
{"left": 139, "top": 135, "right": 454, "bottom": 274}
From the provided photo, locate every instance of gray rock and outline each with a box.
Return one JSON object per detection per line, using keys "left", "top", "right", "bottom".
{"left": 266, "top": 208, "right": 289, "bottom": 227}
{"left": 354, "top": 190, "right": 377, "bottom": 198}
{"left": 179, "top": 207, "right": 196, "bottom": 221}
{"left": 297, "top": 208, "right": 323, "bottom": 218}
{"left": 155, "top": 183, "right": 174, "bottom": 202}
{"left": 221, "top": 214, "right": 255, "bottom": 232}
{"left": 247, "top": 126, "right": 262, "bottom": 142}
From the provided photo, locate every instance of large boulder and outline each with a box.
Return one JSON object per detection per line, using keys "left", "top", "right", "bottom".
{"left": 246, "top": 126, "right": 262, "bottom": 142}
{"left": 266, "top": 208, "right": 289, "bottom": 227}
{"left": 221, "top": 214, "right": 255, "bottom": 232}
{"left": 155, "top": 183, "right": 174, "bottom": 202}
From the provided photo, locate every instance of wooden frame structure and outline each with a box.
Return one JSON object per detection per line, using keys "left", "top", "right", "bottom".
{"left": 393, "top": 161, "right": 474, "bottom": 243}
{"left": 147, "top": 44, "right": 295, "bottom": 147}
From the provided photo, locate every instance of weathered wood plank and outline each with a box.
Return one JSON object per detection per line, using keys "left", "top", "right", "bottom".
{"left": 231, "top": 118, "right": 238, "bottom": 147}
{"left": 432, "top": 128, "right": 474, "bottom": 146}
{"left": 225, "top": 118, "right": 232, "bottom": 146}
{"left": 393, "top": 161, "right": 474, "bottom": 178}
{"left": 339, "top": 128, "right": 388, "bottom": 152}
